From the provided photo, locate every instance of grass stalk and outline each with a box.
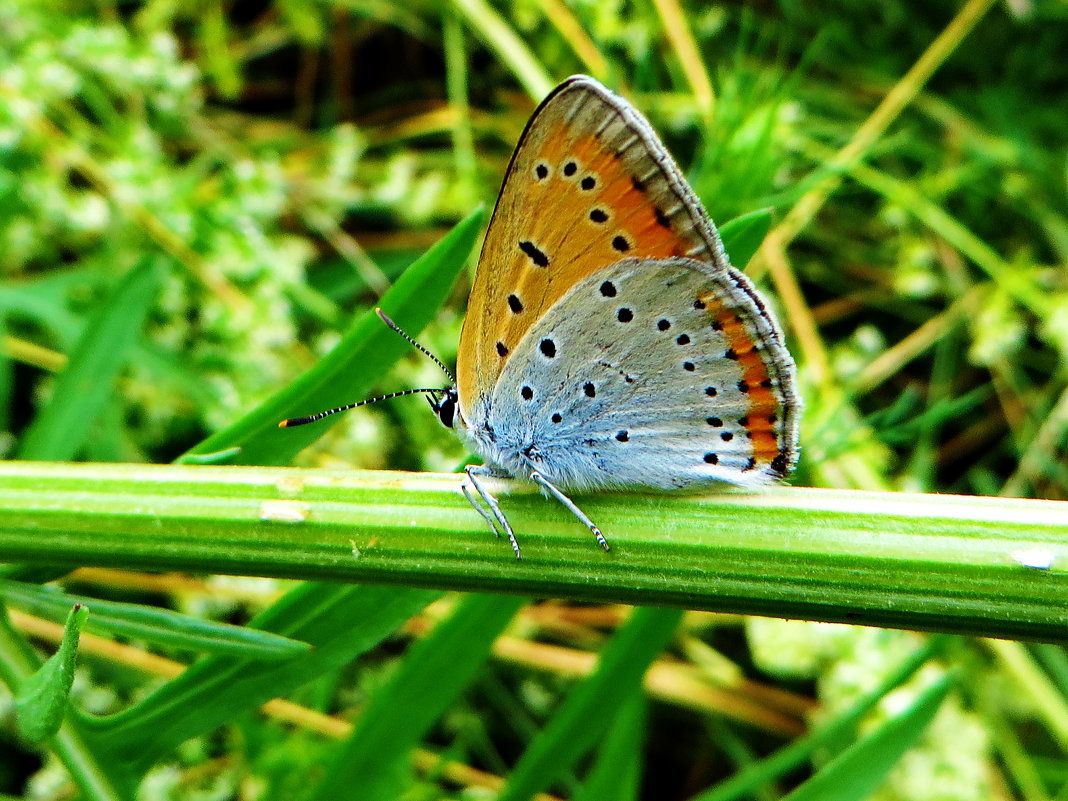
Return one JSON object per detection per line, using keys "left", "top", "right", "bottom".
{"left": 0, "top": 460, "right": 1065, "bottom": 641}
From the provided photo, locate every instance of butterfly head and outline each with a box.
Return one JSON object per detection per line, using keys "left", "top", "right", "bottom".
{"left": 428, "top": 386, "right": 458, "bottom": 429}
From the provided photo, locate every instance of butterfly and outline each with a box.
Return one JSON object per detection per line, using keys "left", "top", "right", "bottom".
{"left": 282, "top": 75, "right": 800, "bottom": 559}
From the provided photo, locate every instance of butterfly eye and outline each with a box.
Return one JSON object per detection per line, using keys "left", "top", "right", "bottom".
{"left": 429, "top": 389, "right": 457, "bottom": 429}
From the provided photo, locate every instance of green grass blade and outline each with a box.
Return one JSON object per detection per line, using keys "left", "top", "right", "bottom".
{"left": 783, "top": 674, "right": 954, "bottom": 801}
{"left": 17, "top": 257, "right": 165, "bottom": 461}
{"left": 694, "top": 636, "right": 950, "bottom": 801}
{"left": 497, "top": 607, "right": 684, "bottom": 801}
{"left": 449, "top": 0, "right": 553, "bottom": 99}
{"left": 84, "top": 582, "right": 439, "bottom": 774}
{"left": 0, "top": 268, "right": 99, "bottom": 348}
{"left": 14, "top": 603, "right": 88, "bottom": 742}
{"left": 307, "top": 594, "right": 525, "bottom": 801}
{"left": 180, "top": 207, "right": 483, "bottom": 466}
{"left": 573, "top": 691, "right": 645, "bottom": 801}
{"left": 0, "top": 579, "right": 309, "bottom": 660}
{"left": 719, "top": 209, "right": 774, "bottom": 270}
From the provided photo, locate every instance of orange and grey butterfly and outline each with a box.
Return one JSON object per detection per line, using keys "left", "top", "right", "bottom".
{"left": 456, "top": 75, "right": 798, "bottom": 487}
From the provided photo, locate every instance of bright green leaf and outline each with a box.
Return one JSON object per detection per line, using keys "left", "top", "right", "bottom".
{"left": 0, "top": 579, "right": 310, "bottom": 660}
{"left": 694, "top": 636, "right": 950, "bottom": 801}
{"left": 783, "top": 674, "right": 954, "bottom": 801}
{"left": 17, "top": 257, "right": 165, "bottom": 461}
{"left": 719, "top": 209, "right": 773, "bottom": 270}
{"left": 574, "top": 690, "right": 645, "bottom": 801}
{"left": 15, "top": 604, "right": 88, "bottom": 742}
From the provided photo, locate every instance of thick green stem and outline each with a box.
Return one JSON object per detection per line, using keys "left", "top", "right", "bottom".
{"left": 0, "top": 461, "right": 1065, "bottom": 641}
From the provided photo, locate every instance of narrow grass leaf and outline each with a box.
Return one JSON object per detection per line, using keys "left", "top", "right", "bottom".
{"left": 719, "top": 209, "right": 773, "bottom": 270}
{"left": 783, "top": 674, "right": 954, "bottom": 801}
{"left": 498, "top": 606, "right": 684, "bottom": 801}
{"left": 17, "top": 257, "right": 165, "bottom": 461}
{"left": 84, "top": 582, "right": 440, "bottom": 775}
{"left": 180, "top": 207, "right": 483, "bottom": 466}
{"left": 0, "top": 579, "right": 309, "bottom": 660}
{"left": 0, "top": 267, "right": 98, "bottom": 348}
{"left": 694, "top": 635, "right": 951, "bottom": 801}
{"left": 14, "top": 604, "right": 88, "bottom": 742}
{"left": 308, "top": 593, "right": 526, "bottom": 801}
{"left": 450, "top": 0, "right": 553, "bottom": 99}
{"left": 573, "top": 691, "right": 645, "bottom": 801}
{"left": 1032, "top": 644, "right": 1068, "bottom": 698}
{"left": 0, "top": 565, "right": 75, "bottom": 584}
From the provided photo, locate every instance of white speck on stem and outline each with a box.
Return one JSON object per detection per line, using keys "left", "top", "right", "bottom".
{"left": 259, "top": 500, "right": 310, "bottom": 523}
{"left": 1010, "top": 547, "right": 1055, "bottom": 570}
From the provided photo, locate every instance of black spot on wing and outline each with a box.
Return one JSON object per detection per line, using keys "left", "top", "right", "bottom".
{"left": 519, "top": 240, "right": 549, "bottom": 267}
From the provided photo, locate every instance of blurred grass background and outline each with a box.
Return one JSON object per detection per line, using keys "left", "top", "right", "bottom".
{"left": 0, "top": 0, "right": 1066, "bottom": 799}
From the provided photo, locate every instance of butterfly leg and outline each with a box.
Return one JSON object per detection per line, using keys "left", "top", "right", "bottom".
{"left": 529, "top": 471, "right": 610, "bottom": 552}
{"left": 463, "top": 465, "right": 523, "bottom": 559}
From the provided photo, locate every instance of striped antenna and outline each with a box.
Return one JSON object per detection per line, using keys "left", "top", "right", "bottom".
{"left": 278, "top": 309, "right": 456, "bottom": 428}
{"left": 375, "top": 308, "right": 455, "bottom": 382}
{"left": 278, "top": 388, "right": 447, "bottom": 428}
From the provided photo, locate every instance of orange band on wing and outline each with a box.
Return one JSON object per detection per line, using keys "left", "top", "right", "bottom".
{"left": 698, "top": 296, "right": 786, "bottom": 466}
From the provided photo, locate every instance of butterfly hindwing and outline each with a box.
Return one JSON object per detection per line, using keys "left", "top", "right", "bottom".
{"left": 457, "top": 76, "right": 732, "bottom": 422}
{"left": 476, "top": 257, "right": 799, "bottom": 490}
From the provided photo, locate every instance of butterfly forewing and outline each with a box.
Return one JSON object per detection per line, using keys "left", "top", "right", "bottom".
{"left": 457, "top": 76, "right": 731, "bottom": 421}
{"left": 481, "top": 257, "right": 799, "bottom": 490}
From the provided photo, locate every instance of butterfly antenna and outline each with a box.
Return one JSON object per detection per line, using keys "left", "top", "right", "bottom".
{"left": 375, "top": 308, "right": 455, "bottom": 383}
{"left": 279, "top": 388, "right": 448, "bottom": 428}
